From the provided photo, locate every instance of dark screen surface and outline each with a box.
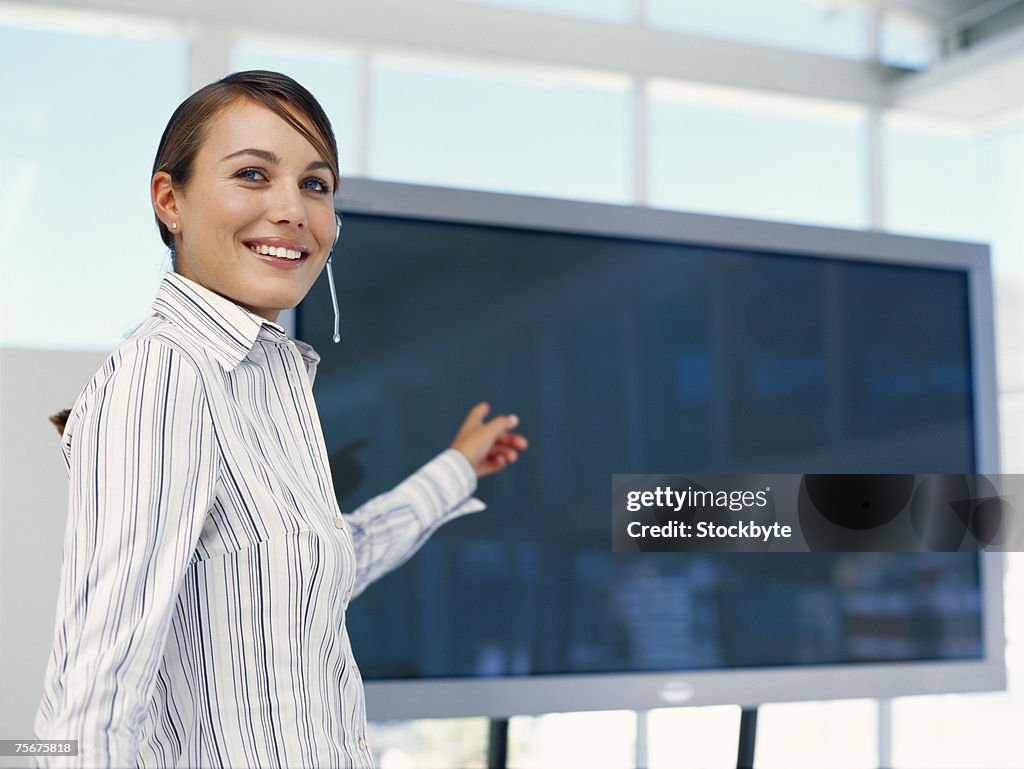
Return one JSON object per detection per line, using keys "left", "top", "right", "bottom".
{"left": 298, "top": 213, "right": 982, "bottom": 679}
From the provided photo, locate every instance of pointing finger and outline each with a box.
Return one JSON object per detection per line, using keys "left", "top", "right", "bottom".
{"left": 485, "top": 413, "right": 519, "bottom": 439}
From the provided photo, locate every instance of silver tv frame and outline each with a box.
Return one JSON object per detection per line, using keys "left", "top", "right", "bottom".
{"left": 330, "top": 177, "right": 1005, "bottom": 719}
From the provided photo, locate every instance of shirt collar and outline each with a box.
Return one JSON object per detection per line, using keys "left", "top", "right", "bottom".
{"left": 152, "top": 271, "right": 321, "bottom": 373}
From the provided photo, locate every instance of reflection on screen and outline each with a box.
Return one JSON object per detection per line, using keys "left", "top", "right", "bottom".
{"left": 299, "top": 214, "right": 981, "bottom": 679}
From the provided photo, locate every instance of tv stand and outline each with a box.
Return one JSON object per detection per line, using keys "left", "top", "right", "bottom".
{"left": 487, "top": 717, "right": 509, "bottom": 769}
{"left": 737, "top": 706, "right": 758, "bottom": 769}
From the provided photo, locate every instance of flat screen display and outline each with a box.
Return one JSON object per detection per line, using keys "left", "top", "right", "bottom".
{"left": 298, "top": 212, "right": 982, "bottom": 681}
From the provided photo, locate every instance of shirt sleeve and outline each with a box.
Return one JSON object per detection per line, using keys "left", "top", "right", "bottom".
{"left": 345, "top": 448, "right": 485, "bottom": 599}
{"left": 33, "top": 340, "right": 219, "bottom": 769}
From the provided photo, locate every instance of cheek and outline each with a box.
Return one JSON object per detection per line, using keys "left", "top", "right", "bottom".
{"left": 314, "top": 213, "right": 337, "bottom": 250}
{"left": 192, "top": 189, "right": 258, "bottom": 233}
{"left": 218, "top": 195, "right": 260, "bottom": 229}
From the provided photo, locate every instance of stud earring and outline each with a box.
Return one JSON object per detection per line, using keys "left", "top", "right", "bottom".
{"left": 171, "top": 222, "right": 177, "bottom": 230}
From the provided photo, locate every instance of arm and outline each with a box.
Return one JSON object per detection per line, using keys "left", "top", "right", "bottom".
{"left": 346, "top": 402, "right": 527, "bottom": 599}
{"left": 346, "top": 448, "right": 483, "bottom": 600}
{"left": 33, "top": 340, "right": 218, "bottom": 768}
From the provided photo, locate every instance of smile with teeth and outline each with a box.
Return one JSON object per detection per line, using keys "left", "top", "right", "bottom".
{"left": 247, "top": 243, "right": 306, "bottom": 260}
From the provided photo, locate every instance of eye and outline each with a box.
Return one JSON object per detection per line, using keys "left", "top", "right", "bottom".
{"left": 302, "top": 176, "right": 331, "bottom": 195}
{"left": 236, "top": 167, "right": 267, "bottom": 182}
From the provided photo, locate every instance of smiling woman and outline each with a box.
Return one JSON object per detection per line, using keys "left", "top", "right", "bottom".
{"left": 150, "top": 71, "right": 339, "bottom": 323}
{"left": 33, "top": 70, "right": 527, "bottom": 769}
{"left": 152, "top": 99, "right": 337, "bottom": 321}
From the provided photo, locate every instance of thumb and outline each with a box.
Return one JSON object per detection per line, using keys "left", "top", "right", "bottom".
{"left": 465, "top": 401, "right": 490, "bottom": 429}
{"left": 456, "top": 402, "right": 490, "bottom": 440}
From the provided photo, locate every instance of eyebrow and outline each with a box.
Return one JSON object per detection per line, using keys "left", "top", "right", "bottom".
{"left": 221, "top": 148, "right": 332, "bottom": 174}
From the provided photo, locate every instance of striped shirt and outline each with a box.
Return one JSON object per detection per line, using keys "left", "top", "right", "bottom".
{"left": 34, "top": 270, "right": 484, "bottom": 768}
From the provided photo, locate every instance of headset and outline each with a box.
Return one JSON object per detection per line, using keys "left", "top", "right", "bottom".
{"left": 324, "top": 212, "right": 342, "bottom": 343}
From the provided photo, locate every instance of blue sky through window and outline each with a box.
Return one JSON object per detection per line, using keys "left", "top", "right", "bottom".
{"left": 0, "top": 22, "right": 187, "bottom": 350}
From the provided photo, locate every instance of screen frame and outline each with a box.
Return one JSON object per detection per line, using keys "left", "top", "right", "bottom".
{"left": 316, "top": 177, "right": 1005, "bottom": 718}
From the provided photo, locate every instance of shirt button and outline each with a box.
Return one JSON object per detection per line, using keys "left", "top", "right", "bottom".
{"left": 358, "top": 737, "right": 367, "bottom": 750}
{"left": 333, "top": 515, "right": 345, "bottom": 529}
{"left": 344, "top": 590, "right": 352, "bottom": 603}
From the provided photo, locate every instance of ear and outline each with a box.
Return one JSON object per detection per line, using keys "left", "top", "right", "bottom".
{"left": 152, "top": 170, "right": 181, "bottom": 229}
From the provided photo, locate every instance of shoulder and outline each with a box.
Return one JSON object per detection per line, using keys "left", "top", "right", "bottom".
{"left": 93, "top": 315, "right": 213, "bottom": 394}
{"left": 62, "top": 316, "right": 216, "bottom": 443}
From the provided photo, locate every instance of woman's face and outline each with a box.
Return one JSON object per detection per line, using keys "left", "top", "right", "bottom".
{"left": 158, "top": 98, "right": 337, "bottom": 323}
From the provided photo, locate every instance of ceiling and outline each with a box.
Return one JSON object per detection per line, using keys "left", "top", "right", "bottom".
{"left": 3, "top": 0, "right": 1023, "bottom": 122}
{"left": 853, "top": 0, "right": 1022, "bottom": 29}
{"left": 869, "top": 0, "right": 1024, "bottom": 121}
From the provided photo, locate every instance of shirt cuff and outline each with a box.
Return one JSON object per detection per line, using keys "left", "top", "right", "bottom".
{"left": 419, "top": 448, "right": 487, "bottom": 525}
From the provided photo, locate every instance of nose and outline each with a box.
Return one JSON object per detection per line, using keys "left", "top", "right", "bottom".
{"left": 268, "top": 182, "right": 308, "bottom": 229}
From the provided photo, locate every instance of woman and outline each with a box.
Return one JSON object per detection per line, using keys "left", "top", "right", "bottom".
{"left": 35, "top": 70, "right": 527, "bottom": 768}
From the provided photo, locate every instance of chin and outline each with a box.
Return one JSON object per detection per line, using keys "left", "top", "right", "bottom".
{"left": 267, "top": 297, "right": 304, "bottom": 315}
{"left": 243, "top": 292, "right": 304, "bottom": 321}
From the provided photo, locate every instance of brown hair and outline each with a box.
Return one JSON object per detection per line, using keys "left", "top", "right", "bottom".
{"left": 152, "top": 69, "right": 340, "bottom": 250}
{"left": 49, "top": 409, "right": 72, "bottom": 435}
{"left": 49, "top": 71, "right": 339, "bottom": 435}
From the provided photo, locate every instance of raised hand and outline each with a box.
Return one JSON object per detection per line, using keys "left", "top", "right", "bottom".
{"left": 449, "top": 402, "right": 529, "bottom": 478}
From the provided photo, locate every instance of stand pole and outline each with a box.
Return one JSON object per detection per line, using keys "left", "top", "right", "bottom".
{"left": 737, "top": 706, "right": 758, "bottom": 769}
{"left": 635, "top": 709, "right": 649, "bottom": 769}
{"left": 487, "top": 717, "right": 509, "bottom": 769}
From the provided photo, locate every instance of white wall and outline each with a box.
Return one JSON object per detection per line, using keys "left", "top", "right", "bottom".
{"left": 0, "top": 348, "right": 108, "bottom": 751}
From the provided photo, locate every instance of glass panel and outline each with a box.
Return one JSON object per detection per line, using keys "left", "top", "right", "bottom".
{"left": 886, "top": 488, "right": 1023, "bottom": 768}
{"left": 647, "top": 81, "right": 868, "bottom": 228}
{"left": 0, "top": 21, "right": 187, "bottom": 350}
{"left": 449, "top": 0, "right": 628, "bottom": 22}
{"left": 647, "top": 0, "right": 869, "bottom": 60}
{"left": 756, "top": 699, "right": 878, "bottom": 768}
{"left": 231, "top": 39, "right": 360, "bottom": 175}
{"left": 366, "top": 717, "right": 488, "bottom": 768}
{"left": 884, "top": 112, "right": 1024, "bottom": 402}
{"left": 508, "top": 710, "right": 636, "bottom": 768}
{"left": 646, "top": 706, "right": 740, "bottom": 769}
{"left": 881, "top": 110, "right": 1024, "bottom": 769}
{"left": 1002, "top": 386, "right": 1024, "bottom": 474}
{"left": 880, "top": 14, "right": 934, "bottom": 70}
{"left": 975, "top": 116, "right": 1024, "bottom": 279}
{"left": 891, "top": 668, "right": 1024, "bottom": 768}
{"left": 370, "top": 53, "right": 631, "bottom": 203}
{"left": 881, "top": 114, "right": 987, "bottom": 243}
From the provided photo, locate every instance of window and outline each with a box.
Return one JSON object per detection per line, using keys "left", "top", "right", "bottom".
{"left": 231, "top": 39, "right": 361, "bottom": 175}
{"left": 647, "top": 0, "right": 870, "bottom": 60}
{"left": 881, "top": 113, "right": 988, "bottom": 242}
{"left": 367, "top": 717, "right": 488, "bottom": 768}
{"left": 883, "top": 110, "right": 1024, "bottom": 769}
{"left": 508, "top": 710, "right": 637, "bottom": 768}
{"left": 0, "top": 18, "right": 187, "bottom": 351}
{"left": 368, "top": 52, "right": 632, "bottom": 204}
{"left": 879, "top": 14, "right": 934, "bottom": 70}
{"left": 756, "top": 699, "right": 878, "bottom": 769}
{"left": 647, "top": 80, "right": 868, "bottom": 228}
{"left": 647, "top": 706, "right": 740, "bottom": 769}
